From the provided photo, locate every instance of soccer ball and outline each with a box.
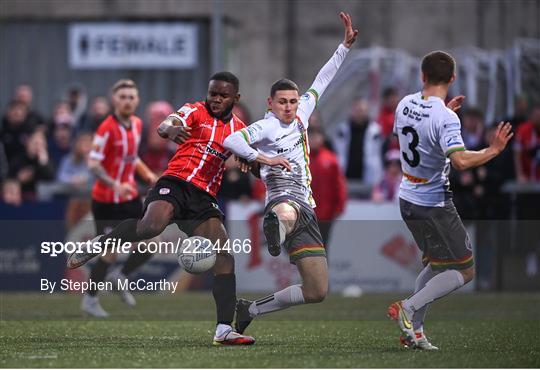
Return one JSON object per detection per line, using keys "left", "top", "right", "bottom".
{"left": 177, "top": 236, "right": 216, "bottom": 274}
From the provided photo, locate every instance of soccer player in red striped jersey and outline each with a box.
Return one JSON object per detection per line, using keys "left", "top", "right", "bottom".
{"left": 82, "top": 79, "right": 158, "bottom": 318}
{"left": 68, "top": 72, "right": 259, "bottom": 345}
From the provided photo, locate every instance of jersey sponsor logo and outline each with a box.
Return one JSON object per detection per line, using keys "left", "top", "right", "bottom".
{"left": 276, "top": 133, "right": 291, "bottom": 142}
{"left": 205, "top": 145, "right": 228, "bottom": 161}
{"left": 445, "top": 134, "right": 462, "bottom": 147}
{"left": 159, "top": 188, "right": 171, "bottom": 195}
{"left": 300, "top": 93, "right": 310, "bottom": 101}
{"left": 195, "top": 143, "right": 227, "bottom": 161}
{"left": 199, "top": 122, "right": 214, "bottom": 129}
{"left": 443, "top": 122, "right": 461, "bottom": 129}
{"left": 277, "top": 135, "right": 304, "bottom": 154}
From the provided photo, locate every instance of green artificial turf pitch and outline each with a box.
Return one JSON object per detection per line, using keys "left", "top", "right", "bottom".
{"left": 1, "top": 292, "right": 539, "bottom": 368}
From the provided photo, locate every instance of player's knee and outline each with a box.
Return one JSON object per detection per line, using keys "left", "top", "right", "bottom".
{"left": 303, "top": 285, "right": 327, "bottom": 303}
{"left": 213, "top": 251, "right": 235, "bottom": 274}
{"left": 460, "top": 267, "right": 475, "bottom": 284}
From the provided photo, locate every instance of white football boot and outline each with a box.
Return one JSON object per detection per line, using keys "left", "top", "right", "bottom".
{"left": 400, "top": 333, "right": 439, "bottom": 350}
{"left": 81, "top": 294, "right": 109, "bottom": 318}
{"left": 212, "top": 324, "right": 255, "bottom": 346}
{"left": 106, "top": 268, "right": 136, "bottom": 307}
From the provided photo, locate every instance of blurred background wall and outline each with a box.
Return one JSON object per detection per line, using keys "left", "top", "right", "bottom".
{"left": 1, "top": 0, "right": 539, "bottom": 119}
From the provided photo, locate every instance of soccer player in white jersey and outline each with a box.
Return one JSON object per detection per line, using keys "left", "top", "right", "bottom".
{"left": 387, "top": 51, "right": 513, "bottom": 350}
{"left": 223, "top": 12, "right": 358, "bottom": 334}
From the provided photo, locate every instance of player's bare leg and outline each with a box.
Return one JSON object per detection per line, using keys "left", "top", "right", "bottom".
{"left": 193, "top": 218, "right": 255, "bottom": 345}
{"left": 263, "top": 202, "right": 298, "bottom": 256}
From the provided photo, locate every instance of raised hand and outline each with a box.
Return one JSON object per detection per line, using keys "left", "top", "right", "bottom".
{"left": 490, "top": 122, "right": 513, "bottom": 154}
{"left": 447, "top": 95, "right": 465, "bottom": 112}
{"left": 340, "top": 12, "right": 358, "bottom": 48}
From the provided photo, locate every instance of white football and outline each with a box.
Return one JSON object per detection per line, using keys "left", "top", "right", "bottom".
{"left": 177, "top": 236, "right": 216, "bottom": 274}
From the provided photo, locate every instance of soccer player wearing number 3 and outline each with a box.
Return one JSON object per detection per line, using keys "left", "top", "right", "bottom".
{"left": 223, "top": 12, "right": 358, "bottom": 334}
{"left": 387, "top": 51, "right": 513, "bottom": 350}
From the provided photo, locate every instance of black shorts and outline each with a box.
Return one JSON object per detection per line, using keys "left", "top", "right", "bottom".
{"left": 143, "top": 176, "right": 224, "bottom": 236}
{"left": 399, "top": 198, "right": 474, "bottom": 271}
{"left": 92, "top": 198, "right": 143, "bottom": 235}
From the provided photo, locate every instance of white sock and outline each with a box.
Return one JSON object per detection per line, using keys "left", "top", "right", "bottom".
{"left": 411, "top": 265, "right": 438, "bottom": 331}
{"left": 249, "top": 284, "right": 305, "bottom": 317}
{"left": 403, "top": 269, "right": 465, "bottom": 312}
{"left": 215, "top": 323, "right": 232, "bottom": 337}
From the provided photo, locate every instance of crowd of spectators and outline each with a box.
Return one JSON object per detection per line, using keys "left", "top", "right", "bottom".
{"left": 1, "top": 85, "right": 539, "bottom": 267}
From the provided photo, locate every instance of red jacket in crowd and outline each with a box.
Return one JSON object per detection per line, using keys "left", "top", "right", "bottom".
{"left": 309, "top": 146, "right": 347, "bottom": 221}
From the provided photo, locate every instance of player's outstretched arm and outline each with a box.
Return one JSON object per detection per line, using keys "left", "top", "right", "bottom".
{"left": 223, "top": 131, "right": 291, "bottom": 171}
{"left": 299, "top": 12, "right": 357, "bottom": 122}
{"left": 450, "top": 122, "right": 513, "bottom": 171}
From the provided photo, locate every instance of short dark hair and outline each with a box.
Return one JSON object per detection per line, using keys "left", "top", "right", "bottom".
{"left": 421, "top": 51, "right": 456, "bottom": 85}
{"left": 270, "top": 78, "right": 299, "bottom": 97}
{"left": 209, "top": 72, "right": 239, "bottom": 93}
{"left": 111, "top": 79, "right": 137, "bottom": 93}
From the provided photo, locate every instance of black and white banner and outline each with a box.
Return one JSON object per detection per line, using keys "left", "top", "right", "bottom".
{"left": 68, "top": 22, "right": 198, "bottom": 69}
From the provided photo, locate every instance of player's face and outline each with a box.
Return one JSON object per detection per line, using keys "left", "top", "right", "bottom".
{"left": 112, "top": 87, "right": 139, "bottom": 118}
{"left": 206, "top": 80, "right": 239, "bottom": 119}
{"left": 269, "top": 90, "right": 299, "bottom": 124}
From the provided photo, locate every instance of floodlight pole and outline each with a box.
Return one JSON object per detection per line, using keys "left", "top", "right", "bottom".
{"left": 211, "top": 0, "right": 223, "bottom": 73}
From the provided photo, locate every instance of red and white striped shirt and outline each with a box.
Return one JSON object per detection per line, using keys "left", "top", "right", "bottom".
{"left": 90, "top": 114, "right": 142, "bottom": 203}
{"left": 163, "top": 101, "right": 246, "bottom": 197}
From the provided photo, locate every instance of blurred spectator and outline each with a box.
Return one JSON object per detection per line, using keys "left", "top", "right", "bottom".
{"left": 513, "top": 105, "right": 540, "bottom": 278}
{"left": 514, "top": 105, "right": 540, "bottom": 182}
{"left": 476, "top": 124, "right": 515, "bottom": 216}
{"left": 1, "top": 178, "right": 22, "bottom": 207}
{"left": 8, "top": 130, "right": 55, "bottom": 200}
{"left": 308, "top": 116, "right": 346, "bottom": 247}
{"left": 378, "top": 87, "right": 399, "bottom": 138}
{"left": 140, "top": 101, "right": 175, "bottom": 174}
{"left": 461, "top": 107, "right": 485, "bottom": 151}
{"left": 48, "top": 101, "right": 75, "bottom": 166}
{"left": 66, "top": 84, "right": 88, "bottom": 127}
{"left": 0, "top": 100, "right": 39, "bottom": 162}
{"left": 56, "top": 132, "right": 94, "bottom": 191}
{"left": 333, "top": 97, "right": 383, "bottom": 185}
{"left": 79, "top": 96, "right": 110, "bottom": 133}
{"left": 13, "top": 84, "right": 44, "bottom": 126}
{"left": 371, "top": 149, "right": 402, "bottom": 203}
{"left": 506, "top": 94, "right": 530, "bottom": 129}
